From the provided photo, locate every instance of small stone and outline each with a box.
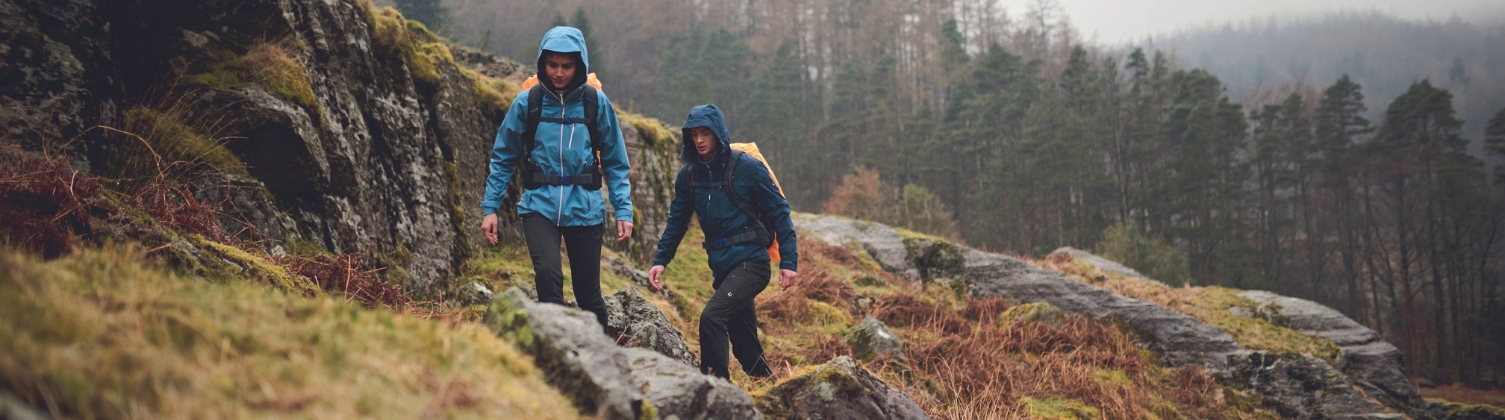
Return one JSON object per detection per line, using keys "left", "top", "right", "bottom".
{"left": 846, "top": 316, "right": 906, "bottom": 363}
{"left": 755, "top": 356, "right": 928, "bottom": 420}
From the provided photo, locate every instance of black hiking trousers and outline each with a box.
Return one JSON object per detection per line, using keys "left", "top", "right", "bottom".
{"left": 521, "top": 212, "right": 609, "bottom": 330}
{"left": 699, "top": 261, "right": 774, "bottom": 379}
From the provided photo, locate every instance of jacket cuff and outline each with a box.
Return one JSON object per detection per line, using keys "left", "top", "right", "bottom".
{"left": 480, "top": 202, "right": 500, "bottom": 216}
{"left": 652, "top": 256, "right": 672, "bottom": 267}
{"left": 779, "top": 260, "right": 797, "bottom": 273}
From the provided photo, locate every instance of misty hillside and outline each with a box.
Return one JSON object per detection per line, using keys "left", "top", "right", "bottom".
{"left": 1149, "top": 11, "right": 1505, "bottom": 141}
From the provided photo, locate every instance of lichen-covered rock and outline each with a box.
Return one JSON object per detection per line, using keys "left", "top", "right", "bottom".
{"left": 1426, "top": 399, "right": 1505, "bottom": 420}
{"left": 1222, "top": 351, "right": 1402, "bottom": 420}
{"left": 798, "top": 214, "right": 1241, "bottom": 367}
{"left": 904, "top": 237, "right": 966, "bottom": 284}
{"left": 486, "top": 288, "right": 757, "bottom": 420}
{"left": 755, "top": 356, "right": 928, "bottom": 420}
{"left": 603, "top": 287, "right": 697, "bottom": 366}
{"left": 1235, "top": 290, "right": 1429, "bottom": 418}
{"left": 192, "top": 174, "right": 302, "bottom": 256}
{"left": 2, "top": 0, "right": 538, "bottom": 294}
{"left": 846, "top": 316, "right": 906, "bottom": 363}
{"left": 998, "top": 301, "right": 1067, "bottom": 328}
{"left": 1047, "top": 247, "right": 1153, "bottom": 282}
{"left": 794, "top": 213, "right": 911, "bottom": 275}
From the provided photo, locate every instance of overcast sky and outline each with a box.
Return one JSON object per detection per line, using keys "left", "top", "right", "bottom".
{"left": 997, "top": 0, "right": 1504, "bottom": 44}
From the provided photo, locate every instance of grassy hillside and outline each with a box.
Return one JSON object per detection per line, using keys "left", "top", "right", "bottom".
{"left": 0, "top": 246, "right": 579, "bottom": 419}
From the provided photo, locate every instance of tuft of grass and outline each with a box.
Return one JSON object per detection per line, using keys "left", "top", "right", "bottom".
{"left": 240, "top": 42, "right": 321, "bottom": 120}
{"left": 0, "top": 246, "right": 580, "bottom": 420}
{"left": 461, "top": 66, "right": 519, "bottom": 120}
{"left": 1037, "top": 254, "right": 1342, "bottom": 363}
{"left": 108, "top": 102, "right": 245, "bottom": 190}
{"left": 1019, "top": 396, "right": 1103, "bottom": 420}
{"left": 617, "top": 112, "right": 676, "bottom": 146}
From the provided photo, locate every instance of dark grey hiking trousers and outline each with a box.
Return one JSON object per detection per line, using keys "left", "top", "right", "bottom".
{"left": 699, "top": 261, "right": 774, "bottom": 379}
{"left": 522, "top": 212, "right": 608, "bottom": 330}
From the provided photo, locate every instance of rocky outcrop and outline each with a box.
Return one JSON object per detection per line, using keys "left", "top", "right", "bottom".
{"left": 192, "top": 174, "right": 302, "bottom": 257}
{"left": 794, "top": 214, "right": 911, "bottom": 275}
{"left": 1223, "top": 351, "right": 1400, "bottom": 419}
{"left": 797, "top": 213, "right": 1239, "bottom": 367}
{"left": 1426, "top": 400, "right": 1505, "bottom": 420}
{"left": 846, "top": 316, "right": 907, "bottom": 363}
{"left": 1237, "top": 290, "right": 1429, "bottom": 418}
{"left": 603, "top": 287, "right": 697, "bottom": 366}
{"left": 1049, "top": 246, "right": 1152, "bottom": 282}
{"left": 755, "top": 356, "right": 928, "bottom": 420}
{"left": 796, "top": 214, "right": 1423, "bottom": 419}
{"left": 2, "top": 0, "right": 494, "bottom": 291}
{"left": 486, "top": 287, "right": 758, "bottom": 420}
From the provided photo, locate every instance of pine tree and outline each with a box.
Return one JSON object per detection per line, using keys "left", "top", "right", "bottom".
{"left": 1312, "top": 75, "right": 1371, "bottom": 168}
{"left": 1487, "top": 107, "right": 1505, "bottom": 185}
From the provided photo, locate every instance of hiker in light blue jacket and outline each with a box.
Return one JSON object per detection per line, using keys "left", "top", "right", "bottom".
{"left": 479, "top": 27, "right": 633, "bottom": 330}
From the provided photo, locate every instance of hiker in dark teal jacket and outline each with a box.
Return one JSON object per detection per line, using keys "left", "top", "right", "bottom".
{"left": 480, "top": 27, "right": 633, "bottom": 330}
{"left": 647, "top": 104, "right": 798, "bottom": 379}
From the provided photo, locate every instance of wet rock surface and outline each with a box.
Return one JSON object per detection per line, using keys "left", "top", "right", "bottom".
{"left": 486, "top": 287, "right": 758, "bottom": 420}
{"left": 1237, "top": 290, "right": 1429, "bottom": 418}
{"left": 602, "top": 287, "right": 697, "bottom": 366}
{"left": 846, "top": 316, "right": 907, "bottom": 363}
{"left": 1223, "top": 351, "right": 1402, "bottom": 420}
{"left": 755, "top": 356, "right": 928, "bottom": 420}
{"left": 192, "top": 174, "right": 300, "bottom": 256}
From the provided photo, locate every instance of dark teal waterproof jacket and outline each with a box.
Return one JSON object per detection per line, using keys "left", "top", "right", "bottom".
{"left": 651, "top": 105, "right": 798, "bottom": 280}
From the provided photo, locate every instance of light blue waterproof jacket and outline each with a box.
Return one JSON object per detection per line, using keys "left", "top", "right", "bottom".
{"left": 480, "top": 27, "right": 632, "bottom": 226}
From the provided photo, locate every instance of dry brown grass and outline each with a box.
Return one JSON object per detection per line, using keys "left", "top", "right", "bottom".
{"left": 0, "top": 145, "right": 116, "bottom": 258}
{"left": 889, "top": 299, "right": 1232, "bottom": 420}
{"left": 1422, "top": 383, "right": 1505, "bottom": 409}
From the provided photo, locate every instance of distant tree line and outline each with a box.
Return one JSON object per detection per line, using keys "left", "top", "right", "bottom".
{"left": 431, "top": 0, "right": 1505, "bottom": 386}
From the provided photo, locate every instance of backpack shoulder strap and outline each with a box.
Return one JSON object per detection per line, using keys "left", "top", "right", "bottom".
{"left": 720, "top": 150, "right": 772, "bottom": 243}
{"left": 581, "top": 84, "right": 603, "bottom": 165}
{"left": 522, "top": 84, "right": 548, "bottom": 162}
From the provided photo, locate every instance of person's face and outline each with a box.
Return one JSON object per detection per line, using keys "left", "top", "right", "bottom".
{"left": 690, "top": 126, "right": 718, "bottom": 160}
{"left": 543, "top": 54, "right": 577, "bottom": 89}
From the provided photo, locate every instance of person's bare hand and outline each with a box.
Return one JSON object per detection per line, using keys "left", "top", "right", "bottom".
{"left": 647, "top": 265, "right": 665, "bottom": 291}
{"left": 482, "top": 214, "right": 499, "bottom": 245}
{"left": 617, "top": 220, "right": 634, "bottom": 243}
{"left": 779, "top": 269, "right": 797, "bottom": 291}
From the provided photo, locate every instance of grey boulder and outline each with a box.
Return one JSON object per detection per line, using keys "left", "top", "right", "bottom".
{"left": 756, "top": 356, "right": 928, "bottom": 420}
{"left": 1223, "top": 351, "right": 1402, "bottom": 420}
{"left": 485, "top": 288, "right": 758, "bottom": 420}
{"left": 846, "top": 316, "right": 907, "bottom": 363}
{"left": 603, "top": 287, "right": 697, "bottom": 366}
{"left": 1237, "top": 290, "right": 1428, "bottom": 419}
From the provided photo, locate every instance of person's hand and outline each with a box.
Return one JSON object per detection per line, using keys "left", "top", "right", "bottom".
{"left": 482, "top": 213, "right": 499, "bottom": 245}
{"left": 647, "top": 265, "right": 665, "bottom": 291}
{"left": 616, "top": 220, "right": 634, "bottom": 243}
{"left": 779, "top": 269, "right": 797, "bottom": 291}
